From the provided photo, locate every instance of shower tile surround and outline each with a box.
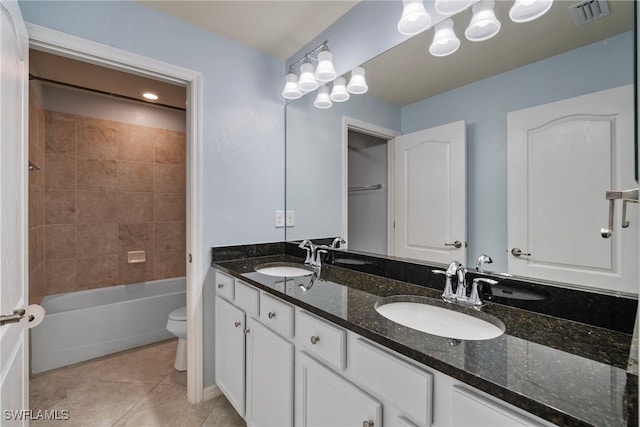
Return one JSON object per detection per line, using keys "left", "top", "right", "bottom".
{"left": 40, "top": 109, "right": 186, "bottom": 297}
{"left": 211, "top": 242, "right": 638, "bottom": 426}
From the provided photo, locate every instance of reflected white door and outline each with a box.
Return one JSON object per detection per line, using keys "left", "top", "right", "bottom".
{"left": 507, "top": 85, "right": 636, "bottom": 293}
{"left": 393, "top": 120, "right": 466, "bottom": 264}
{"left": 0, "top": 1, "right": 29, "bottom": 424}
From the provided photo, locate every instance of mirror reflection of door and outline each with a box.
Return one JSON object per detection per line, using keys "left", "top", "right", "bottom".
{"left": 347, "top": 130, "right": 390, "bottom": 255}
{"left": 393, "top": 120, "right": 467, "bottom": 265}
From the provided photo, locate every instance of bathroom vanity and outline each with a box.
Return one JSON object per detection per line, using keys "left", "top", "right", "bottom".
{"left": 211, "top": 243, "right": 637, "bottom": 427}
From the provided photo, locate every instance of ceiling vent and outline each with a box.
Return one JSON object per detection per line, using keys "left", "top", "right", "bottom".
{"left": 569, "top": 0, "right": 610, "bottom": 26}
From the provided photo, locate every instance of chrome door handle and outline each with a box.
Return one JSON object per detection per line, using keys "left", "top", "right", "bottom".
{"left": 444, "top": 240, "right": 462, "bottom": 249}
{"left": 0, "top": 309, "right": 25, "bottom": 326}
{"left": 511, "top": 248, "right": 531, "bottom": 257}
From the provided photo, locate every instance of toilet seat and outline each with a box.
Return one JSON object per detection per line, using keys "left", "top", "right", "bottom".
{"left": 169, "top": 306, "right": 187, "bottom": 321}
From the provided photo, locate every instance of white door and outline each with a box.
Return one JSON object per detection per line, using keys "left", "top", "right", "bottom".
{"left": 393, "top": 120, "right": 466, "bottom": 264}
{"left": 0, "top": 1, "right": 29, "bottom": 425}
{"left": 507, "top": 85, "right": 636, "bottom": 294}
{"left": 246, "top": 318, "right": 294, "bottom": 427}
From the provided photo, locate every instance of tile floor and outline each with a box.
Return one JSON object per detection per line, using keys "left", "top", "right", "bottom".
{"left": 29, "top": 339, "right": 245, "bottom": 427}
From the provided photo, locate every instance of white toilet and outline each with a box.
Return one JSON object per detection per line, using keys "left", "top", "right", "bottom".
{"left": 166, "top": 306, "right": 187, "bottom": 371}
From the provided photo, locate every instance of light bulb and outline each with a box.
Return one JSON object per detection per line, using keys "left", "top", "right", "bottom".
{"left": 347, "top": 67, "right": 368, "bottom": 95}
{"left": 397, "top": 0, "right": 431, "bottom": 36}
{"left": 429, "top": 19, "right": 460, "bottom": 57}
{"left": 330, "top": 77, "right": 350, "bottom": 102}
{"left": 314, "top": 86, "right": 332, "bottom": 109}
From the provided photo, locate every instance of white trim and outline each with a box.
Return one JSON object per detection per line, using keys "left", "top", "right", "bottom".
{"left": 26, "top": 24, "right": 206, "bottom": 403}
{"left": 342, "top": 116, "right": 399, "bottom": 253}
{"left": 204, "top": 384, "right": 222, "bottom": 401}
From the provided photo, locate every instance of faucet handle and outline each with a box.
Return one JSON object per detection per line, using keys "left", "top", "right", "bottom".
{"left": 470, "top": 278, "right": 498, "bottom": 306}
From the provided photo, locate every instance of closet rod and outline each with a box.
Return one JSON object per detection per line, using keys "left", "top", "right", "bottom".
{"left": 29, "top": 74, "right": 186, "bottom": 112}
{"left": 348, "top": 184, "right": 383, "bottom": 192}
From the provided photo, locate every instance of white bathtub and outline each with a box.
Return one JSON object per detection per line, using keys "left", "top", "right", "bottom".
{"left": 31, "top": 278, "right": 186, "bottom": 374}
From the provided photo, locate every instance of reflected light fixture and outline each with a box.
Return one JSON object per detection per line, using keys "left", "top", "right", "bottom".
{"left": 347, "top": 67, "right": 368, "bottom": 94}
{"left": 397, "top": 0, "right": 431, "bottom": 36}
{"left": 434, "top": 0, "right": 473, "bottom": 15}
{"left": 282, "top": 66, "right": 302, "bottom": 100}
{"left": 330, "top": 77, "right": 350, "bottom": 102}
{"left": 465, "top": 0, "right": 501, "bottom": 42}
{"left": 297, "top": 57, "right": 319, "bottom": 92}
{"left": 314, "top": 86, "right": 333, "bottom": 109}
{"left": 314, "top": 45, "right": 337, "bottom": 83}
{"left": 142, "top": 92, "right": 158, "bottom": 100}
{"left": 509, "top": 0, "right": 553, "bottom": 23}
{"left": 429, "top": 19, "right": 460, "bottom": 57}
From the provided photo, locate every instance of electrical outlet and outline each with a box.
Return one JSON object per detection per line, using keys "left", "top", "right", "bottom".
{"left": 286, "top": 210, "right": 295, "bottom": 227}
{"left": 275, "top": 210, "right": 285, "bottom": 228}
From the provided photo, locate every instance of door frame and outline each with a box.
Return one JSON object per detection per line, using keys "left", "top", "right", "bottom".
{"left": 26, "top": 24, "right": 205, "bottom": 403}
{"left": 342, "top": 117, "right": 399, "bottom": 254}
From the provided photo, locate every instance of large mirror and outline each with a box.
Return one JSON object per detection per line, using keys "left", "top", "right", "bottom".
{"left": 285, "top": 1, "right": 637, "bottom": 295}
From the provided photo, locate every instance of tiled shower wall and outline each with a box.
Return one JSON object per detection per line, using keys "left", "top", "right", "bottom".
{"left": 42, "top": 109, "right": 186, "bottom": 296}
{"left": 29, "top": 84, "right": 46, "bottom": 304}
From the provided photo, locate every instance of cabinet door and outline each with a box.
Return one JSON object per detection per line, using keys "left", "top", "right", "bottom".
{"left": 215, "top": 296, "right": 246, "bottom": 417}
{"left": 296, "top": 352, "right": 381, "bottom": 427}
{"left": 246, "top": 318, "right": 294, "bottom": 427}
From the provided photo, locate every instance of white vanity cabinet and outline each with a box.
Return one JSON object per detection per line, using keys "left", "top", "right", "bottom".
{"left": 214, "top": 270, "right": 295, "bottom": 427}
{"left": 212, "top": 269, "right": 557, "bottom": 427}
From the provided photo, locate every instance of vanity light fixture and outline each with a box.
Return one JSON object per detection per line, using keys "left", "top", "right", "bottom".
{"left": 347, "top": 67, "right": 368, "bottom": 94}
{"left": 330, "top": 77, "right": 350, "bottom": 102}
{"left": 509, "top": 0, "right": 553, "bottom": 23}
{"left": 314, "top": 46, "right": 337, "bottom": 83}
{"left": 465, "top": 0, "right": 501, "bottom": 42}
{"left": 314, "top": 86, "right": 333, "bottom": 109}
{"left": 142, "top": 92, "right": 159, "bottom": 100}
{"left": 430, "top": 19, "right": 461, "bottom": 57}
{"left": 434, "top": 0, "right": 473, "bottom": 16}
{"left": 282, "top": 66, "right": 302, "bottom": 100}
{"left": 397, "top": 0, "right": 432, "bottom": 35}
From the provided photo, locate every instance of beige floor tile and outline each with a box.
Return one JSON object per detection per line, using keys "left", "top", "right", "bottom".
{"left": 201, "top": 395, "right": 246, "bottom": 427}
{"left": 113, "top": 383, "right": 215, "bottom": 427}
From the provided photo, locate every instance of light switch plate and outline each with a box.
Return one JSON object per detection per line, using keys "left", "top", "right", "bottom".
{"left": 275, "top": 210, "right": 285, "bottom": 228}
{"left": 286, "top": 210, "right": 295, "bottom": 227}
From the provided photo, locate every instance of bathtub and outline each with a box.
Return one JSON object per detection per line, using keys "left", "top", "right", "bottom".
{"left": 31, "top": 278, "right": 186, "bottom": 374}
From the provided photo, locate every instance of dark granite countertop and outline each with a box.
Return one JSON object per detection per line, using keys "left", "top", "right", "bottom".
{"left": 212, "top": 253, "right": 637, "bottom": 427}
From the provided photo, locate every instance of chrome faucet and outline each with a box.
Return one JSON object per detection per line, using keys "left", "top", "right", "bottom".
{"left": 475, "top": 254, "right": 493, "bottom": 272}
{"left": 331, "top": 237, "right": 346, "bottom": 249}
{"left": 298, "top": 240, "right": 316, "bottom": 264}
{"left": 433, "top": 261, "right": 498, "bottom": 309}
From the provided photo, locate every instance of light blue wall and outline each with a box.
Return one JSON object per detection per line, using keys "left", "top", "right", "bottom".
{"left": 401, "top": 31, "right": 634, "bottom": 271}
{"left": 286, "top": 92, "right": 400, "bottom": 241}
{"left": 19, "top": 0, "right": 285, "bottom": 388}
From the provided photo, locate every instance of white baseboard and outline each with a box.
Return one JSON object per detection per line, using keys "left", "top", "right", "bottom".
{"left": 203, "top": 384, "right": 222, "bottom": 401}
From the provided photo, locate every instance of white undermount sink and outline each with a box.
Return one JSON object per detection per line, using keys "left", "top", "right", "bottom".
{"left": 375, "top": 299, "right": 505, "bottom": 341}
{"left": 255, "top": 262, "right": 314, "bottom": 278}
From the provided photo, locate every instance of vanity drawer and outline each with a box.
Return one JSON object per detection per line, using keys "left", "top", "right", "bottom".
{"left": 259, "top": 292, "right": 294, "bottom": 338}
{"left": 353, "top": 338, "right": 433, "bottom": 426}
{"left": 215, "top": 270, "right": 234, "bottom": 301}
{"left": 234, "top": 280, "right": 259, "bottom": 317}
{"left": 296, "top": 310, "right": 346, "bottom": 370}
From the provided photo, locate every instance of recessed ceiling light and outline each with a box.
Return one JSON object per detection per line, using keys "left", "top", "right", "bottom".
{"left": 142, "top": 92, "right": 159, "bottom": 100}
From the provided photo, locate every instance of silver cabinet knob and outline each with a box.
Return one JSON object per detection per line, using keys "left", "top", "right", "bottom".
{"left": 511, "top": 248, "right": 531, "bottom": 257}
{"left": 217, "top": 283, "right": 224, "bottom": 289}
{"left": 268, "top": 311, "right": 276, "bottom": 319}
{"left": 362, "top": 421, "right": 374, "bottom": 427}
{"left": 234, "top": 321, "right": 241, "bottom": 328}
{"left": 444, "top": 240, "right": 462, "bottom": 249}
{"left": 310, "top": 336, "right": 320, "bottom": 345}
{"left": 244, "top": 329, "right": 251, "bottom": 335}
